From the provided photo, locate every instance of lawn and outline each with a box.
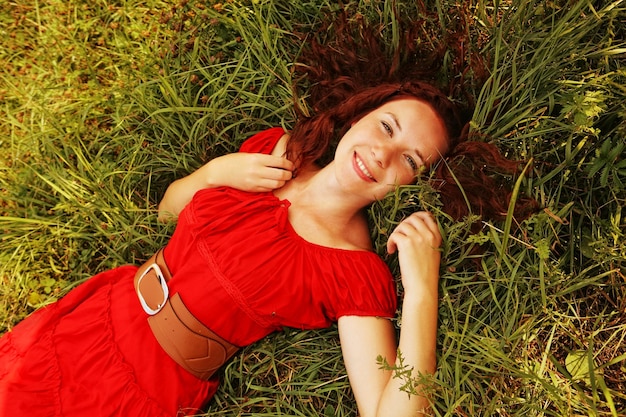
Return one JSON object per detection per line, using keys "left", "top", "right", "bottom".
{"left": 1, "top": 0, "right": 625, "bottom": 416}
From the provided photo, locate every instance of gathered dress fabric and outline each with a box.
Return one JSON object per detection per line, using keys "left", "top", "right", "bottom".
{"left": 0, "top": 127, "right": 398, "bottom": 417}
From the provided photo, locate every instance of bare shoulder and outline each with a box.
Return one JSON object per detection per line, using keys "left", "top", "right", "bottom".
{"left": 271, "top": 133, "right": 290, "bottom": 157}
{"left": 348, "top": 212, "right": 374, "bottom": 251}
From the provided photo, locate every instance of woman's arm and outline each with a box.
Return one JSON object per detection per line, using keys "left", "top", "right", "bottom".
{"left": 158, "top": 135, "right": 293, "bottom": 222}
{"left": 338, "top": 211, "right": 441, "bottom": 417}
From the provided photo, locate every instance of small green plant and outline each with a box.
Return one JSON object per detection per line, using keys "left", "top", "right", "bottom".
{"left": 376, "top": 349, "right": 433, "bottom": 398}
{"left": 560, "top": 90, "right": 608, "bottom": 134}
{"left": 587, "top": 137, "right": 626, "bottom": 189}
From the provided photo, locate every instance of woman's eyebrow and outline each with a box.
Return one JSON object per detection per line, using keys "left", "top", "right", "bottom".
{"left": 386, "top": 112, "right": 402, "bottom": 133}
{"left": 415, "top": 148, "right": 425, "bottom": 163}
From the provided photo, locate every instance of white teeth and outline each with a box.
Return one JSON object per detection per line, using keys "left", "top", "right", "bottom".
{"left": 356, "top": 155, "right": 374, "bottom": 180}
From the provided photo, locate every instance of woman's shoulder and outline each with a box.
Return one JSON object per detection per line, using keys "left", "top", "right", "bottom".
{"left": 343, "top": 213, "right": 374, "bottom": 251}
{"left": 271, "top": 133, "right": 290, "bottom": 157}
{"left": 239, "top": 127, "right": 289, "bottom": 155}
{"left": 315, "top": 210, "right": 373, "bottom": 252}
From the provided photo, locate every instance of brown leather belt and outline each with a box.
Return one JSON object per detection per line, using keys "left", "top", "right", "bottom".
{"left": 133, "top": 248, "right": 239, "bottom": 380}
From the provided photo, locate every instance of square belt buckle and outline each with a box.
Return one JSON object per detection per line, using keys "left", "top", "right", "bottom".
{"left": 136, "top": 262, "right": 169, "bottom": 315}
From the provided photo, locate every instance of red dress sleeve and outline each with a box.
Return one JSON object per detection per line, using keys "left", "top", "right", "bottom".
{"left": 238, "top": 127, "right": 286, "bottom": 155}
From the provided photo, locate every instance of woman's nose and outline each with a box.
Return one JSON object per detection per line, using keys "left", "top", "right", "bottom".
{"left": 371, "top": 143, "right": 392, "bottom": 168}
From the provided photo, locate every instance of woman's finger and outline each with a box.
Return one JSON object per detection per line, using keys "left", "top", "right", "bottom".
{"left": 386, "top": 212, "right": 441, "bottom": 253}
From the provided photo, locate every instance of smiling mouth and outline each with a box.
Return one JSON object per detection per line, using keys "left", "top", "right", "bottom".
{"left": 354, "top": 153, "right": 376, "bottom": 182}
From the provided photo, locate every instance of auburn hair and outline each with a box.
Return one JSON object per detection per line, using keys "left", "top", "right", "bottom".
{"left": 286, "top": 6, "right": 537, "bottom": 223}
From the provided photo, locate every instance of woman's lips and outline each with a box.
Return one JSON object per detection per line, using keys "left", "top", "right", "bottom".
{"left": 353, "top": 152, "right": 376, "bottom": 182}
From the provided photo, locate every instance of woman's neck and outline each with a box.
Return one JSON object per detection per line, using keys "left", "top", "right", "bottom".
{"left": 278, "top": 163, "right": 369, "bottom": 217}
{"left": 273, "top": 164, "right": 374, "bottom": 251}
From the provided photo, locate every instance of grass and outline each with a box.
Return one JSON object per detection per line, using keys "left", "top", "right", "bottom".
{"left": 1, "top": 0, "right": 625, "bottom": 416}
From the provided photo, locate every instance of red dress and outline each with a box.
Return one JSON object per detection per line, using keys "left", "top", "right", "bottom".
{"left": 0, "top": 127, "right": 397, "bottom": 417}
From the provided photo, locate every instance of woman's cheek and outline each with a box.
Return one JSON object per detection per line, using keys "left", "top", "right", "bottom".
{"left": 377, "top": 183, "right": 396, "bottom": 200}
{"left": 392, "top": 170, "right": 414, "bottom": 187}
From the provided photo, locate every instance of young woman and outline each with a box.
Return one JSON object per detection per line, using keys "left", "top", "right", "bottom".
{"left": 0, "top": 11, "right": 535, "bottom": 417}
{"left": 161, "top": 89, "right": 451, "bottom": 414}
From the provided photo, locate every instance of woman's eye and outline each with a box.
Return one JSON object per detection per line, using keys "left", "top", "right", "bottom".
{"left": 405, "top": 155, "right": 418, "bottom": 172}
{"left": 382, "top": 121, "right": 393, "bottom": 136}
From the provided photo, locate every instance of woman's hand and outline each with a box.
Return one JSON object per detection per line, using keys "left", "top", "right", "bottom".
{"left": 206, "top": 153, "right": 294, "bottom": 192}
{"left": 386, "top": 211, "right": 442, "bottom": 295}
{"left": 158, "top": 152, "right": 294, "bottom": 222}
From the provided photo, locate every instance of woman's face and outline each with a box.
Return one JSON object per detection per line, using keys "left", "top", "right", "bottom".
{"left": 333, "top": 97, "right": 448, "bottom": 202}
